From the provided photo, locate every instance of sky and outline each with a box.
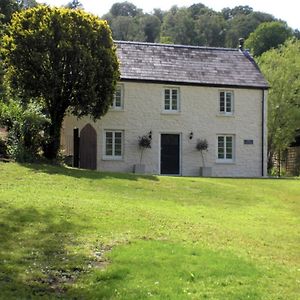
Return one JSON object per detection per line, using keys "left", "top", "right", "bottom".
{"left": 37, "top": 0, "right": 300, "bottom": 30}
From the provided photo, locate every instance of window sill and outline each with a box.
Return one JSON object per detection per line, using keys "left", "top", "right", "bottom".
{"left": 102, "top": 156, "right": 123, "bottom": 161}
{"left": 109, "top": 108, "right": 124, "bottom": 112}
{"left": 161, "top": 111, "right": 181, "bottom": 115}
{"left": 215, "top": 160, "right": 235, "bottom": 165}
{"left": 216, "top": 113, "right": 234, "bottom": 117}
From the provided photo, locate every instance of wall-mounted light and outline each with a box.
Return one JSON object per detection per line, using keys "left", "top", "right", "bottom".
{"left": 189, "top": 132, "right": 193, "bottom": 140}
{"left": 148, "top": 131, "right": 152, "bottom": 139}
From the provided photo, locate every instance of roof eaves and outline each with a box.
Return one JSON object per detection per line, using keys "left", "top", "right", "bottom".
{"left": 120, "top": 77, "right": 269, "bottom": 90}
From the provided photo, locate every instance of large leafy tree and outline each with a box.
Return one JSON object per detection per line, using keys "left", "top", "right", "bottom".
{"left": 0, "top": 0, "right": 37, "bottom": 23}
{"left": 224, "top": 11, "right": 275, "bottom": 47}
{"left": 258, "top": 39, "right": 300, "bottom": 170}
{"left": 245, "top": 22, "right": 293, "bottom": 56}
{"left": 160, "top": 6, "right": 196, "bottom": 45}
{"left": 2, "top": 5, "right": 119, "bottom": 160}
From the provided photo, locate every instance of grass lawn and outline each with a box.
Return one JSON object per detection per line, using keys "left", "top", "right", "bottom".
{"left": 0, "top": 163, "right": 299, "bottom": 299}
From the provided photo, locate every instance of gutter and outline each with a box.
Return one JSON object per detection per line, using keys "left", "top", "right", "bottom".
{"left": 262, "top": 89, "right": 265, "bottom": 177}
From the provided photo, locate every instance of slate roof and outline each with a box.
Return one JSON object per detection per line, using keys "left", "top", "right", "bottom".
{"left": 115, "top": 41, "right": 268, "bottom": 89}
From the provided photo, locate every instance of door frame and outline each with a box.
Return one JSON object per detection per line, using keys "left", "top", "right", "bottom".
{"left": 159, "top": 132, "right": 182, "bottom": 176}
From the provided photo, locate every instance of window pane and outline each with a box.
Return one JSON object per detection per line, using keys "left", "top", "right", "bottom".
{"left": 114, "top": 144, "right": 122, "bottom": 156}
{"left": 226, "top": 136, "right": 233, "bottom": 159}
{"left": 165, "top": 89, "right": 170, "bottom": 100}
{"left": 164, "top": 89, "right": 170, "bottom": 110}
{"left": 115, "top": 91, "right": 121, "bottom": 107}
{"left": 114, "top": 132, "right": 122, "bottom": 156}
{"left": 218, "top": 136, "right": 224, "bottom": 159}
{"left": 172, "top": 89, "right": 178, "bottom": 110}
{"left": 226, "top": 92, "right": 232, "bottom": 112}
{"left": 112, "top": 86, "right": 122, "bottom": 108}
{"left": 172, "top": 99, "right": 177, "bottom": 110}
{"left": 105, "top": 132, "right": 113, "bottom": 155}
{"left": 165, "top": 99, "right": 170, "bottom": 110}
{"left": 220, "top": 92, "right": 225, "bottom": 112}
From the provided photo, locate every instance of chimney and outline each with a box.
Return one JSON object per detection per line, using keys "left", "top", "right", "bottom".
{"left": 239, "top": 38, "right": 244, "bottom": 51}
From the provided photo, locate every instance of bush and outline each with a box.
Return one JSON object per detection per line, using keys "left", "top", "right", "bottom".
{"left": 0, "top": 99, "right": 49, "bottom": 162}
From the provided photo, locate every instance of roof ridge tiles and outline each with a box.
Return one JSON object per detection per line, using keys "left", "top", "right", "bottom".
{"left": 114, "top": 40, "right": 238, "bottom": 52}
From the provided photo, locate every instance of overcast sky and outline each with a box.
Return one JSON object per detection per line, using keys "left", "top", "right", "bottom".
{"left": 37, "top": 0, "right": 300, "bottom": 30}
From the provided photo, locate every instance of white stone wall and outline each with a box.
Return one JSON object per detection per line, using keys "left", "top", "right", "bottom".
{"left": 61, "top": 82, "right": 267, "bottom": 177}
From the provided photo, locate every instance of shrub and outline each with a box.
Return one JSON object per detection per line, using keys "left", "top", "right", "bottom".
{"left": 196, "top": 139, "right": 208, "bottom": 167}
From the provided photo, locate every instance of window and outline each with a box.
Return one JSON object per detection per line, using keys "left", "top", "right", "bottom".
{"left": 164, "top": 88, "right": 179, "bottom": 112}
{"left": 217, "top": 135, "right": 234, "bottom": 162}
{"left": 104, "top": 130, "right": 123, "bottom": 159}
{"left": 111, "top": 85, "right": 123, "bottom": 110}
{"left": 219, "top": 91, "right": 233, "bottom": 114}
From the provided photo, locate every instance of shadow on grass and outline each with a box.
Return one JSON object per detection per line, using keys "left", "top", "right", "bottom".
{"left": 21, "top": 162, "right": 159, "bottom": 181}
{"left": 0, "top": 205, "right": 94, "bottom": 299}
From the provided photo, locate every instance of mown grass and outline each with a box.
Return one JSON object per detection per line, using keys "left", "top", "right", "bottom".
{"left": 0, "top": 163, "right": 299, "bottom": 299}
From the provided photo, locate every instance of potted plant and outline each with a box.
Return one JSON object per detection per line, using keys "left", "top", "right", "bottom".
{"left": 133, "top": 133, "right": 152, "bottom": 174}
{"left": 196, "top": 139, "right": 212, "bottom": 177}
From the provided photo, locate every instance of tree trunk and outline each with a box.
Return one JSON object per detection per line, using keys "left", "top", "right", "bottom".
{"left": 43, "top": 117, "right": 63, "bottom": 161}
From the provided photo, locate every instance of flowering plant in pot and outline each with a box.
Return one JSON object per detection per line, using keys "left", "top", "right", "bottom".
{"left": 133, "top": 132, "right": 152, "bottom": 173}
{"left": 196, "top": 139, "right": 212, "bottom": 176}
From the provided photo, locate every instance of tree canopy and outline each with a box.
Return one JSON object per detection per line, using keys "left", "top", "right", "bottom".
{"left": 0, "top": 0, "right": 37, "bottom": 23}
{"left": 245, "top": 22, "right": 293, "bottom": 56}
{"left": 102, "top": 2, "right": 298, "bottom": 48}
{"left": 257, "top": 39, "right": 300, "bottom": 168}
{"left": 2, "top": 5, "right": 119, "bottom": 159}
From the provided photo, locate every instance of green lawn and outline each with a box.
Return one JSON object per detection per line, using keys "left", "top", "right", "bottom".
{"left": 0, "top": 163, "right": 299, "bottom": 299}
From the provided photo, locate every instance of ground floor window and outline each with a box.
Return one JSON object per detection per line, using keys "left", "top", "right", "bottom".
{"left": 217, "top": 135, "right": 234, "bottom": 162}
{"left": 104, "top": 130, "right": 123, "bottom": 160}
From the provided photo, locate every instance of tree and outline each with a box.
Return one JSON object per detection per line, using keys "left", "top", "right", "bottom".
{"left": 194, "top": 13, "right": 226, "bottom": 47}
{"left": 0, "top": 0, "right": 37, "bottom": 23}
{"left": 245, "top": 22, "right": 293, "bottom": 56}
{"left": 160, "top": 6, "right": 196, "bottom": 45}
{"left": 138, "top": 14, "right": 161, "bottom": 42}
{"left": 225, "top": 11, "right": 275, "bottom": 48}
{"left": 0, "top": 0, "right": 19, "bottom": 23}
{"left": 110, "top": 1, "right": 141, "bottom": 17}
{"left": 257, "top": 39, "right": 300, "bottom": 171}
{"left": 65, "top": 0, "right": 83, "bottom": 10}
{"left": 110, "top": 16, "right": 139, "bottom": 41}
{"left": 2, "top": 5, "right": 119, "bottom": 160}
{"left": 222, "top": 5, "right": 253, "bottom": 20}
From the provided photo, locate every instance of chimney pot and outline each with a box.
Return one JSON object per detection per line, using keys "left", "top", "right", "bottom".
{"left": 239, "top": 38, "right": 244, "bottom": 51}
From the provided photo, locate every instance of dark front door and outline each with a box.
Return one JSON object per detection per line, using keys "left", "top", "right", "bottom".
{"left": 80, "top": 124, "right": 97, "bottom": 170}
{"left": 161, "top": 134, "right": 180, "bottom": 175}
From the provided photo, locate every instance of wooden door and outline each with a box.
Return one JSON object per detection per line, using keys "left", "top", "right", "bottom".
{"left": 80, "top": 124, "right": 97, "bottom": 170}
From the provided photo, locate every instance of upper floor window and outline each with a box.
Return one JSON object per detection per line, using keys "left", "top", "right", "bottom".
{"left": 111, "top": 85, "right": 123, "bottom": 110}
{"left": 219, "top": 91, "right": 233, "bottom": 115}
{"left": 217, "top": 135, "right": 234, "bottom": 163}
{"left": 164, "top": 87, "right": 180, "bottom": 112}
{"left": 103, "top": 130, "right": 123, "bottom": 160}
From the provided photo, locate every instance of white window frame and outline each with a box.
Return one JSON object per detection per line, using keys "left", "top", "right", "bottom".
{"left": 163, "top": 87, "right": 180, "bottom": 113}
{"left": 103, "top": 130, "right": 123, "bottom": 160}
{"left": 219, "top": 90, "right": 233, "bottom": 115}
{"left": 111, "top": 84, "right": 124, "bottom": 110}
{"left": 216, "top": 134, "right": 235, "bottom": 163}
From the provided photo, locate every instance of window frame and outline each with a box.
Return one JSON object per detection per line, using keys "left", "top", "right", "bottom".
{"left": 163, "top": 87, "right": 180, "bottom": 113}
{"left": 219, "top": 90, "right": 234, "bottom": 115}
{"left": 103, "top": 130, "right": 124, "bottom": 160}
{"left": 111, "top": 84, "right": 124, "bottom": 110}
{"left": 216, "top": 134, "right": 235, "bottom": 163}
